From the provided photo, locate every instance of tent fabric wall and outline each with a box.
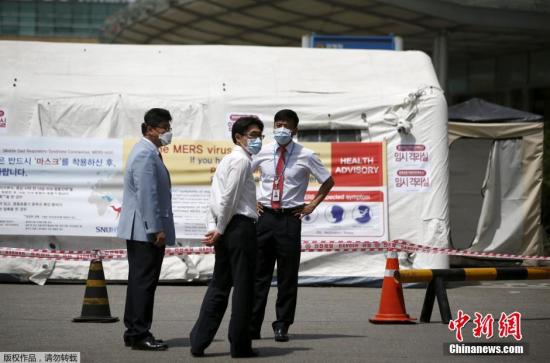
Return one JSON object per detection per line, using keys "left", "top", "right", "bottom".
{"left": 448, "top": 122, "right": 545, "bottom": 262}
{"left": 0, "top": 41, "right": 449, "bottom": 284}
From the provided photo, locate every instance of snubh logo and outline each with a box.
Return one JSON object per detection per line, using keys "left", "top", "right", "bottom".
{"left": 95, "top": 226, "right": 117, "bottom": 234}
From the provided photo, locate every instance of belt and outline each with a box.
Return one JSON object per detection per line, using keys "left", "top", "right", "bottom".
{"left": 233, "top": 214, "right": 257, "bottom": 223}
{"left": 262, "top": 205, "right": 304, "bottom": 215}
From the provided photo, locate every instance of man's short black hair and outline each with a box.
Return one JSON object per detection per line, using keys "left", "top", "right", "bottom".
{"left": 231, "top": 116, "right": 264, "bottom": 144}
{"left": 142, "top": 108, "right": 172, "bottom": 135}
{"left": 274, "top": 109, "right": 299, "bottom": 128}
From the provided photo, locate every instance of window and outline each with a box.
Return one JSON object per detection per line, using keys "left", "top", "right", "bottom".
{"left": 298, "top": 129, "right": 361, "bottom": 142}
{"left": 0, "top": 0, "right": 128, "bottom": 38}
{"left": 19, "top": 2, "right": 37, "bottom": 36}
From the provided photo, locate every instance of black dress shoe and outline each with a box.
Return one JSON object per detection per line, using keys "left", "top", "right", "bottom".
{"left": 274, "top": 328, "right": 289, "bottom": 342}
{"left": 231, "top": 349, "right": 259, "bottom": 358}
{"left": 124, "top": 336, "right": 164, "bottom": 347}
{"left": 131, "top": 336, "right": 168, "bottom": 351}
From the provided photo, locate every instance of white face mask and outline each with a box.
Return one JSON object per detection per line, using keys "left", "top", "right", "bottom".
{"left": 246, "top": 137, "right": 262, "bottom": 155}
{"left": 159, "top": 131, "right": 173, "bottom": 146}
{"left": 273, "top": 127, "right": 293, "bottom": 145}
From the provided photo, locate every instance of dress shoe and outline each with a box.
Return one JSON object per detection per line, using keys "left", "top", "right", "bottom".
{"left": 131, "top": 336, "right": 168, "bottom": 351}
{"left": 231, "top": 349, "right": 259, "bottom": 358}
{"left": 274, "top": 328, "right": 289, "bottom": 342}
{"left": 124, "top": 336, "right": 164, "bottom": 347}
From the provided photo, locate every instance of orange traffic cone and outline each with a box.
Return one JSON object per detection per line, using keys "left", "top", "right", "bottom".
{"left": 73, "top": 259, "right": 119, "bottom": 323}
{"left": 369, "top": 250, "right": 415, "bottom": 324}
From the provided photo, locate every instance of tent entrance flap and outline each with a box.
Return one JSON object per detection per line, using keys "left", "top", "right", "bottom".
{"left": 449, "top": 138, "right": 492, "bottom": 249}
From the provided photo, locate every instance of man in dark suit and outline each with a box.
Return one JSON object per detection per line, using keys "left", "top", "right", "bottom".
{"left": 117, "top": 108, "right": 175, "bottom": 351}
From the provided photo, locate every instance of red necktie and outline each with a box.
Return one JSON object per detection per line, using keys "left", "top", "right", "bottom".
{"left": 271, "top": 146, "right": 286, "bottom": 209}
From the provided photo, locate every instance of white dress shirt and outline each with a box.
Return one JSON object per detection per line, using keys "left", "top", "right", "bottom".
{"left": 252, "top": 140, "right": 331, "bottom": 208}
{"left": 142, "top": 136, "right": 156, "bottom": 148}
{"left": 207, "top": 145, "right": 258, "bottom": 234}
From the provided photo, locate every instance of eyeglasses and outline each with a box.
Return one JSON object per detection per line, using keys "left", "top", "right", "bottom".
{"left": 246, "top": 133, "right": 265, "bottom": 140}
{"left": 156, "top": 125, "right": 172, "bottom": 132}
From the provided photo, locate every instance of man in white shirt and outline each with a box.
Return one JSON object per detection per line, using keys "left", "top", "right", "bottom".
{"left": 250, "top": 109, "right": 335, "bottom": 342}
{"left": 190, "top": 116, "right": 264, "bottom": 358}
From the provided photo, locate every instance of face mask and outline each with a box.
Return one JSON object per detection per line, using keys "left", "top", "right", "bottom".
{"left": 274, "top": 127, "right": 292, "bottom": 145}
{"left": 159, "top": 131, "right": 173, "bottom": 146}
{"left": 246, "top": 137, "right": 262, "bottom": 155}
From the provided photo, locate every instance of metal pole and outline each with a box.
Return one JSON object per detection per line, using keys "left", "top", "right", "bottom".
{"left": 395, "top": 267, "right": 550, "bottom": 283}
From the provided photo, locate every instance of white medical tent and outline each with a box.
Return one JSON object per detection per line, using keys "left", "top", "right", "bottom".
{"left": 0, "top": 41, "right": 449, "bottom": 284}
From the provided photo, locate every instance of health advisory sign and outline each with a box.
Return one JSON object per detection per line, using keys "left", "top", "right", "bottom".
{"left": 1, "top": 137, "right": 387, "bottom": 241}
{"left": 0, "top": 137, "right": 123, "bottom": 236}
{"left": 301, "top": 142, "right": 388, "bottom": 241}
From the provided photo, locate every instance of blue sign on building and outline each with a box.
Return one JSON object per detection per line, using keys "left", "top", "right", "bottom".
{"left": 306, "top": 34, "right": 402, "bottom": 50}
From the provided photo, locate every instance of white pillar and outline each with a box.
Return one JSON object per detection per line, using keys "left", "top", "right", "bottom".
{"left": 394, "top": 36, "right": 403, "bottom": 51}
{"left": 433, "top": 31, "right": 448, "bottom": 91}
{"left": 301, "top": 34, "right": 311, "bottom": 48}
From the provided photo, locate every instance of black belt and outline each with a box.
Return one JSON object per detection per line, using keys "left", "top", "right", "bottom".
{"left": 233, "top": 214, "right": 257, "bottom": 223}
{"left": 262, "top": 205, "right": 304, "bottom": 215}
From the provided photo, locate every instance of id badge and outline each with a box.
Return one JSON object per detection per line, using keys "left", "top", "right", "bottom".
{"left": 272, "top": 189, "right": 280, "bottom": 202}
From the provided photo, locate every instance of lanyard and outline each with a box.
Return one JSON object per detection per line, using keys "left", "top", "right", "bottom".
{"left": 273, "top": 142, "right": 295, "bottom": 181}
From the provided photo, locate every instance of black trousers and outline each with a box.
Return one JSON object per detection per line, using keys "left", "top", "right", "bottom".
{"left": 124, "top": 240, "right": 165, "bottom": 341}
{"left": 250, "top": 209, "right": 302, "bottom": 334}
{"left": 190, "top": 215, "right": 257, "bottom": 355}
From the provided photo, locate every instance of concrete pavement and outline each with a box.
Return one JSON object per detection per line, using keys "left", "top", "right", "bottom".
{"left": 1, "top": 281, "right": 549, "bottom": 362}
